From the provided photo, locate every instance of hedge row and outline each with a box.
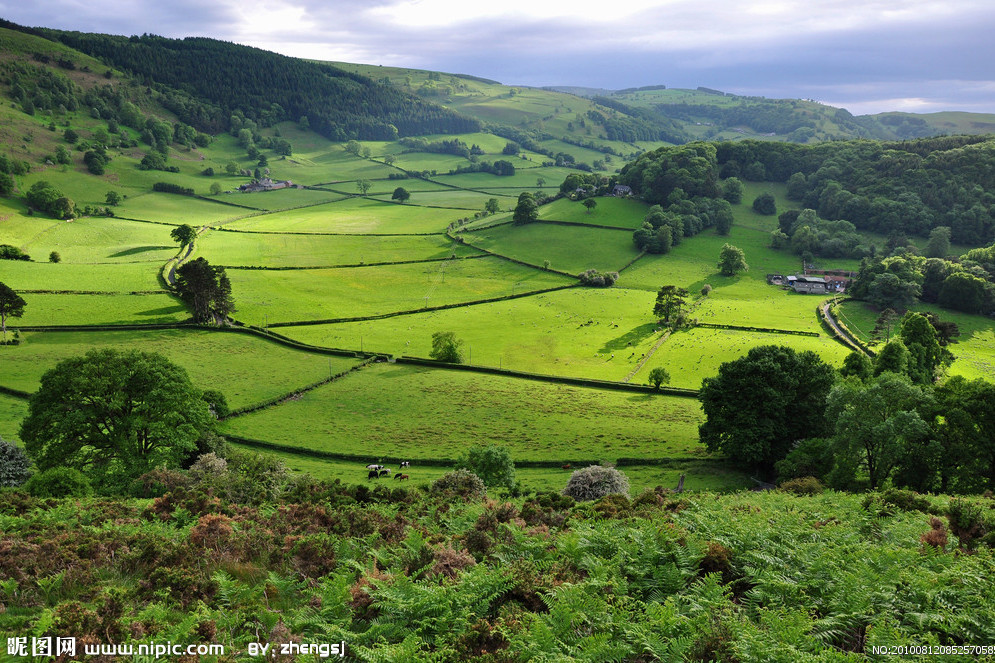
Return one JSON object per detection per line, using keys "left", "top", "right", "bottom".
{"left": 0, "top": 384, "right": 31, "bottom": 399}
{"left": 210, "top": 226, "right": 446, "bottom": 238}
{"left": 190, "top": 194, "right": 260, "bottom": 211}
{"left": 618, "top": 250, "right": 648, "bottom": 273}
{"left": 208, "top": 323, "right": 387, "bottom": 360}
{"left": 695, "top": 322, "right": 820, "bottom": 337}
{"left": 220, "top": 254, "right": 488, "bottom": 271}
{"left": 223, "top": 358, "right": 376, "bottom": 419}
{"left": 538, "top": 219, "right": 636, "bottom": 232}
{"left": 394, "top": 355, "right": 700, "bottom": 398}
{"left": 19, "top": 322, "right": 194, "bottom": 332}
{"left": 265, "top": 284, "right": 580, "bottom": 328}
{"left": 19, "top": 290, "right": 170, "bottom": 296}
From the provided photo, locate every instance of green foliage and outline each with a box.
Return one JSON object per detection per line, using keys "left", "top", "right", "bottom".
{"left": 648, "top": 367, "right": 671, "bottom": 390}
{"left": 0, "top": 437, "right": 32, "bottom": 487}
{"left": 721, "top": 177, "right": 743, "bottom": 204}
{"left": 48, "top": 251, "right": 60, "bottom": 263}
{"left": 455, "top": 444, "right": 516, "bottom": 490}
{"left": 752, "top": 192, "right": 776, "bottom": 215}
{"left": 699, "top": 345, "right": 837, "bottom": 476}
{"left": 840, "top": 351, "right": 873, "bottom": 380}
{"left": 0, "top": 281, "right": 27, "bottom": 340}
{"left": 778, "top": 476, "right": 825, "bottom": 495}
{"left": 653, "top": 285, "right": 689, "bottom": 328}
{"left": 577, "top": 269, "right": 619, "bottom": 287}
{"left": 429, "top": 331, "right": 464, "bottom": 363}
{"left": 391, "top": 186, "right": 410, "bottom": 203}
{"left": 169, "top": 224, "right": 196, "bottom": 248}
{"left": 26, "top": 180, "right": 74, "bottom": 219}
{"left": 23, "top": 467, "right": 92, "bottom": 497}
{"left": 513, "top": 191, "right": 538, "bottom": 225}
{"left": 201, "top": 389, "right": 230, "bottom": 419}
{"left": 619, "top": 142, "right": 719, "bottom": 205}
{"left": 562, "top": 465, "right": 630, "bottom": 501}
{"left": 174, "top": 257, "right": 234, "bottom": 323}
{"left": 19, "top": 349, "right": 213, "bottom": 489}
{"left": 717, "top": 243, "right": 748, "bottom": 276}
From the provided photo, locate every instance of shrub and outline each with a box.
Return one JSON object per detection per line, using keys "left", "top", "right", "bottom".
{"left": 562, "top": 465, "right": 629, "bottom": 502}
{"left": 779, "top": 476, "right": 825, "bottom": 495}
{"left": 947, "top": 498, "right": 989, "bottom": 550}
{"left": 188, "top": 453, "right": 228, "bottom": 481}
{"left": 578, "top": 269, "right": 619, "bottom": 287}
{"left": 23, "top": 467, "right": 93, "bottom": 498}
{"left": 48, "top": 251, "right": 60, "bottom": 263}
{"left": 701, "top": 284, "right": 712, "bottom": 297}
{"left": 920, "top": 516, "right": 948, "bottom": 550}
{"left": 201, "top": 390, "right": 230, "bottom": 419}
{"left": 431, "top": 469, "right": 486, "bottom": 501}
{"left": 455, "top": 444, "right": 516, "bottom": 490}
{"left": 0, "top": 437, "right": 32, "bottom": 487}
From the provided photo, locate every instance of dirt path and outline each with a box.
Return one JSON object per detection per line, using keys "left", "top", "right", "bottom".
{"left": 821, "top": 302, "right": 869, "bottom": 355}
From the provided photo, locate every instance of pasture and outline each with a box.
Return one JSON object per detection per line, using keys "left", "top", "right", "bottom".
{"left": 221, "top": 362, "right": 708, "bottom": 463}
{"left": 228, "top": 256, "right": 573, "bottom": 325}
{"left": 196, "top": 230, "right": 480, "bottom": 268}
{"left": 461, "top": 222, "right": 640, "bottom": 273}
{"left": 116, "top": 193, "right": 246, "bottom": 225}
{"left": 14, "top": 293, "right": 187, "bottom": 326}
{"left": 0, "top": 329, "right": 361, "bottom": 410}
{"left": 538, "top": 196, "right": 650, "bottom": 228}
{"left": 0, "top": 260, "right": 163, "bottom": 292}
{"left": 17, "top": 216, "right": 180, "bottom": 264}
{"left": 219, "top": 197, "right": 463, "bottom": 234}
{"left": 0, "top": 393, "right": 28, "bottom": 445}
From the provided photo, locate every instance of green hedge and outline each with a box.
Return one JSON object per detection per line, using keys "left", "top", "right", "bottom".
{"left": 695, "top": 322, "right": 820, "bottom": 337}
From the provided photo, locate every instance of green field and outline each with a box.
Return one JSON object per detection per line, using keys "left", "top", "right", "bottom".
{"left": 15, "top": 293, "right": 188, "bottom": 326}
{"left": 0, "top": 392, "right": 29, "bottom": 445}
{"left": 0, "top": 260, "right": 164, "bottom": 292}
{"left": 115, "top": 192, "right": 247, "bottom": 225}
{"left": 229, "top": 256, "right": 574, "bottom": 325}
{"left": 462, "top": 222, "right": 639, "bottom": 273}
{"left": 371, "top": 189, "right": 509, "bottom": 209}
{"left": 633, "top": 327, "right": 852, "bottom": 390}
{"left": 279, "top": 287, "right": 660, "bottom": 380}
{"left": 538, "top": 196, "right": 650, "bottom": 228}
{"left": 219, "top": 197, "right": 463, "bottom": 234}
{"left": 0, "top": 329, "right": 361, "bottom": 410}
{"left": 836, "top": 299, "right": 995, "bottom": 382}
{"left": 17, "top": 216, "right": 181, "bottom": 264}
{"left": 196, "top": 230, "right": 479, "bottom": 267}
{"left": 222, "top": 362, "right": 708, "bottom": 462}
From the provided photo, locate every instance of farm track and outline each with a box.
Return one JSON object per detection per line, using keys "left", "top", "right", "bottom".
{"left": 821, "top": 301, "right": 870, "bottom": 355}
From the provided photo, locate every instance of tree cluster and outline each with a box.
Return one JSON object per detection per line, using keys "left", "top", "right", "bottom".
{"left": 174, "top": 257, "right": 235, "bottom": 323}
{"left": 633, "top": 195, "right": 733, "bottom": 254}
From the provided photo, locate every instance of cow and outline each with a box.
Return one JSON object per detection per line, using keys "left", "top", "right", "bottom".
{"left": 399, "top": 461, "right": 410, "bottom": 468}
{"left": 367, "top": 470, "right": 379, "bottom": 480}
{"left": 366, "top": 463, "right": 383, "bottom": 471}
{"left": 394, "top": 473, "right": 409, "bottom": 481}
{"left": 378, "top": 468, "right": 391, "bottom": 478}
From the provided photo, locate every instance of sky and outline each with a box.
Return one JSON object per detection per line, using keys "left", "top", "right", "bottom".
{"left": 2, "top": 0, "right": 994, "bottom": 116}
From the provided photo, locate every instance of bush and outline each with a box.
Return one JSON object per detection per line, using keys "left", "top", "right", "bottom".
{"left": 562, "top": 465, "right": 629, "bottom": 502}
{"left": 48, "top": 251, "right": 60, "bottom": 263}
{"left": 188, "top": 453, "right": 228, "bottom": 481}
{"left": 778, "top": 476, "right": 824, "bottom": 495}
{"left": 578, "top": 269, "right": 619, "bottom": 287}
{"left": 455, "top": 444, "right": 515, "bottom": 489}
{"left": 0, "top": 437, "right": 32, "bottom": 487}
{"left": 23, "top": 467, "right": 93, "bottom": 498}
{"left": 431, "top": 469, "right": 486, "bottom": 501}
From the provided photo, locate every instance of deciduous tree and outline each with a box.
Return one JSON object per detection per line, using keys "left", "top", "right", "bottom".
{"left": 430, "top": 331, "right": 464, "bottom": 363}
{"left": 0, "top": 281, "right": 26, "bottom": 341}
{"left": 717, "top": 243, "right": 748, "bottom": 276}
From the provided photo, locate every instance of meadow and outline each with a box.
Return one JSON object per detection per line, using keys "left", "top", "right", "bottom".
{"left": 15, "top": 216, "right": 180, "bottom": 264}
{"left": 0, "top": 329, "right": 361, "bottom": 410}
{"left": 538, "top": 196, "right": 650, "bottom": 228}
{"left": 221, "top": 362, "right": 708, "bottom": 463}
{"left": 0, "top": 260, "right": 164, "bottom": 291}
{"left": 228, "top": 256, "right": 573, "bottom": 325}
{"left": 14, "top": 293, "right": 188, "bottom": 326}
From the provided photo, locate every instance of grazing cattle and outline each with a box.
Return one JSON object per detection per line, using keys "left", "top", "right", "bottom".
{"left": 399, "top": 461, "right": 410, "bottom": 468}
{"left": 367, "top": 470, "right": 379, "bottom": 480}
{"left": 379, "top": 468, "right": 391, "bottom": 478}
{"left": 366, "top": 463, "right": 383, "bottom": 471}
{"left": 562, "top": 464, "right": 572, "bottom": 470}
{"left": 394, "top": 473, "right": 409, "bottom": 481}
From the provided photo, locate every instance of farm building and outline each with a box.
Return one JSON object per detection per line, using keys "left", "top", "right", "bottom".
{"left": 787, "top": 275, "right": 827, "bottom": 294}
{"left": 238, "top": 177, "right": 294, "bottom": 193}
{"left": 611, "top": 184, "right": 633, "bottom": 197}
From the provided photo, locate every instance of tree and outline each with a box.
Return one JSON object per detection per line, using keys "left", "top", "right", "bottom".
{"left": 484, "top": 198, "right": 500, "bottom": 215}
{"left": 105, "top": 190, "right": 121, "bottom": 206}
{"left": 0, "top": 436, "right": 31, "bottom": 487}
{"left": 225, "top": 161, "right": 240, "bottom": 176}
{"left": 209, "top": 182, "right": 222, "bottom": 195}
{"left": 653, "top": 286, "right": 689, "bottom": 327}
{"left": 383, "top": 154, "right": 396, "bottom": 166}
{"left": 872, "top": 308, "right": 900, "bottom": 342}
{"left": 48, "top": 251, "right": 60, "bottom": 263}
{"left": 752, "top": 192, "right": 777, "bottom": 215}
{"left": 170, "top": 224, "right": 196, "bottom": 248}
{"left": 582, "top": 198, "right": 597, "bottom": 214}
{"left": 839, "top": 351, "right": 873, "bottom": 380}
{"left": 938, "top": 272, "right": 993, "bottom": 314}
{"left": 648, "top": 367, "right": 671, "bottom": 390}
{"left": 19, "top": 349, "right": 213, "bottom": 488}
{"left": 345, "top": 140, "right": 361, "bottom": 156}
{"left": 0, "top": 172, "right": 14, "bottom": 197}
{"left": 0, "top": 282, "right": 26, "bottom": 341}
{"left": 874, "top": 339, "right": 911, "bottom": 377}
{"left": 867, "top": 272, "right": 920, "bottom": 311}
{"left": 298, "top": 115, "right": 310, "bottom": 131}
{"left": 391, "top": 187, "right": 410, "bottom": 203}
{"left": 925, "top": 226, "right": 951, "bottom": 258}
{"left": 536, "top": 176, "right": 546, "bottom": 189}
{"left": 699, "top": 345, "right": 837, "bottom": 477}
{"left": 356, "top": 179, "right": 372, "bottom": 195}
{"left": 455, "top": 444, "right": 516, "bottom": 490}
{"left": 430, "top": 331, "right": 464, "bottom": 363}
{"left": 717, "top": 243, "right": 748, "bottom": 276}
{"left": 899, "top": 312, "right": 945, "bottom": 384}
{"left": 174, "top": 257, "right": 235, "bottom": 323}
{"left": 513, "top": 191, "right": 538, "bottom": 225}
{"left": 722, "top": 177, "right": 744, "bottom": 204}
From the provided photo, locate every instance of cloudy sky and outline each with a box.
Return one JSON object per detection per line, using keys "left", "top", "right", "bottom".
{"left": 3, "top": 0, "right": 994, "bottom": 115}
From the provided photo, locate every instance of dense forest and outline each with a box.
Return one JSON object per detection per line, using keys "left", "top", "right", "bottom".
{"left": 19, "top": 26, "right": 479, "bottom": 141}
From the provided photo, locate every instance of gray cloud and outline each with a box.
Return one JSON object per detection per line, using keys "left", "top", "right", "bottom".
{"left": 2, "top": 0, "right": 993, "bottom": 114}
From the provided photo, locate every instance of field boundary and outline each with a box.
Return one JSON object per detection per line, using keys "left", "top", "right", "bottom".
{"left": 220, "top": 254, "right": 489, "bottom": 271}
{"left": 537, "top": 219, "right": 637, "bottom": 232}
{"left": 695, "top": 322, "right": 821, "bottom": 337}
{"left": 820, "top": 300, "right": 873, "bottom": 356}
{"left": 225, "top": 433, "right": 717, "bottom": 468}
{"left": 0, "top": 384, "right": 32, "bottom": 400}
{"left": 264, "top": 283, "right": 580, "bottom": 327}
{"left": 209, "top": 226, "right": 447, "bottom": 238}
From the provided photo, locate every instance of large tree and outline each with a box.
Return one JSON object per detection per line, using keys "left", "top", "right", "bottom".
{"left": 175, "top": 257, "right": 235, "bottom": 323}
{"left": 513, "top": 191, "right": 538, "bottom": 225}
{"left": 170, "top": 224, "right": 196, "bottom": 248}
{"left": 699, "top": 345, "right": 836, "bottom": 478}
{"left": 20, "top": 349, "right": 213, "bottom": 488}
{"left": 0, "top": 282, "right": 26, "bottom": 341}
{"left": 717, "top": 243, "right": 748, "bottom": 276}
{"left": 653, "top": 285, "right": 689, "bottom": 328}
{"left": 430, "top": 331, "right": 464, "bottom": 363}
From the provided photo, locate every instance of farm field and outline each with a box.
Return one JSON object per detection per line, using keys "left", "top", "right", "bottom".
{"left": 278, "top": 287, "right": 660, "bottom": 380}
{"left": 836, "top": 299, "right": 995, "bottom": 382}
{"left": 229, "top": 256, "right": 573, "bottom": 325}
{"left": 0, "top": 329, "right": 360, "bottom": 410}
{"left": 695, "top": 278, "right": 827, "bottom": 332}
{"left": 632, "top": 327, "right": 853, "bottom": 390}
{"left": 115, "top": 193, "right": 248, "bottom": 225}
{"left": 196, "top": 230, "right": 480, "bottom": 267}
{"left": 14, "top": 293, "right": 188, "bottom": 326}
{"left": 461, "top": 222, "right": 639, "bottom": 273}
{"left": 221, "top": 362, "right": 708, "bottom": 463}
{"left": 219, "top": 196, "right": 462, "bottom": 234}
{"left": 370, "top": 188, "right": 509, "bottom": 209}
{"left": 538, "top": 196, "right": 651, "bottom": 228}
{"left": 0, "top": 392, "right": 28, "bottom": 444}
{"left": 0, "top": 260, "right": 164, "bottom": 292}
{"left": 16, "top": 216, "right": 180, "bottom": 265}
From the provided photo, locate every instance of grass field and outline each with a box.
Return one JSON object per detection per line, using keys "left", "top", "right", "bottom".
{"left": 196, "top": 230, "right": 480, "bottom": 267}
{"left": 633, "top": 327, "right": 853, "bottom": 390}
{"left": 14, "top": 293, "right": 188, "bottom": 326}
{"left": 219, "top": 197, "right": 462, "bottom": 234}
{"left": 229, "top": 256, "right": 574, "bottom": 325}
{"left": 461, "top": 222, "right": 640, "bottom": 273}
{"left": 370, "top": 189, "right": 510, "bottom": 209}
{"left": 538, "top": 196, "right": 650, "bottom": 228}
{"left": 0, "top": 260, "right": 164, "bottom": 292}
{"left": 836, "top": 299, "right": 995, "bottom": 382}
{"left": 115, "top": 193, "right": 247, "bottom": 225}
{"left": 278, "top": 287, "right": 660, "bottom": 380}
{"left": 221, "top": 362, "right": 709, "bottom": 462}
{"left": 0, "top": 393, "right": 28, "bottom": 445}
{"left": 17, "top": 216, "right": 181, "bottom": 264}
{"left": 0, "top": 329, "right": 362, "bottom": 410}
